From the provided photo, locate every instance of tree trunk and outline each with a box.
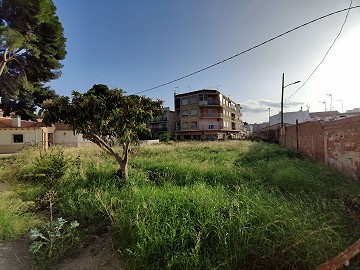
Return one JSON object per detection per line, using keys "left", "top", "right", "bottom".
{"left": 120, "top": 161, "right": 128, "bottom": 180}
{"left": 0, "top": 61, "right": 6, "bottom": 76}
{"left": 90, "top": 134, "right": 130, "bottom": 181}
{"left": 0, "top": 47, "right": 8, "bottom": 76}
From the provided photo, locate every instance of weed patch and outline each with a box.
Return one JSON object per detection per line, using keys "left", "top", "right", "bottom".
{"left": 0, "top": 141, "right": 359, "bottom": 269}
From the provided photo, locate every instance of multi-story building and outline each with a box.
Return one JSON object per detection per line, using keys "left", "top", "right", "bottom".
{"left": 174, "top": 89, "right": 242, "bottom": 140}
{"left": 147, "top": 107, "right": 176, "bottom": 139}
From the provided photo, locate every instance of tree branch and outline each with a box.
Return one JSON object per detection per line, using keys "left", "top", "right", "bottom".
{"left": 0, "top": 47, "right": 9, "bottom": 76}
{"left": 91, "top": 133, "right": 124, "bottom": 164}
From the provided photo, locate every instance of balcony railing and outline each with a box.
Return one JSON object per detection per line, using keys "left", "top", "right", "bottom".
{"left": 149, "top": 116, "right": 168, "bottom": 123}
{"left": 199, "top": 100, "right": 221, "bottom": 106}
{"left": 202, "top": 113, "right": 223, "bottom": 118}
{"left": 151, "top": 127, "right": 168, "bottom": 132}
{"left": 200, "top": 125, "right": 223, "bottom": 130}
{"left": 176, "top": 125, "right": 223, "bottom": 131}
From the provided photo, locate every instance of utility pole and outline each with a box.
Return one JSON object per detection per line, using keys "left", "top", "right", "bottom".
{"left": 280, "top": 73, "right": 300, "bottom": 145}
{"left": 319, "top": 100, "right": 327, "bottom": 111}
{"left": 281, "top": 73, "right": 285, "bottom": 129}
{"left": 327, "top": 93, "right": 333, "bottom": 111}
{"left": 268, "top": 107, "right": 271, "bottom": 141}
{"left": 336, "top": 99, "right": 343, "bottom": 112}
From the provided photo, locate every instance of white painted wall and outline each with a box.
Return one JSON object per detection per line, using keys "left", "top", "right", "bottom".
{"left": 54, "top": 130, "right": 90, "bottom": 146}
{"left": 270, "top": 110, "right": 310, "bottom": 126}
{"left": 0, "top": 128, "right": 46, "bottom": 153}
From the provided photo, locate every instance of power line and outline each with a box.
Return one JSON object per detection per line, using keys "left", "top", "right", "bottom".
{"left": 286, "top": 0, "right": 353, "bottom": 101}
{"left": 134, "top": 4, "right": 360, "bottom": 95}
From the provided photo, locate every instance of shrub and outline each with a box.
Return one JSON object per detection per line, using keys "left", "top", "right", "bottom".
{"left": 29, "top": 217, "right": 80, "bottom": 268}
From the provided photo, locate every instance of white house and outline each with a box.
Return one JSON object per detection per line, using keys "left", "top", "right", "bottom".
{"left": 0, "top": 112, "right": 91, "bottom": 154}
{"left": 270, "top": 110, "right": 311, "bottom": 126}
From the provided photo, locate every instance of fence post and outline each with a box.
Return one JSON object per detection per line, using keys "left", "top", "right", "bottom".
{"left": 324, "top": 130, "right": 328, "bottom": 163}
{"left": 296, "top": 119, "right": 299, "bottom": 151}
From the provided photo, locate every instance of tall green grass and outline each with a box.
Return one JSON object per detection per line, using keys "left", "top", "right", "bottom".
{"left": 0, "top": 184, "right": 41, "bottom": 242}
{"left": 0, "top": 141, "right": 359, "bottom": 269}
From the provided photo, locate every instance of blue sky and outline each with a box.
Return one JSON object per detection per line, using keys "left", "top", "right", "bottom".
{"left": 50, "top": 0, "right": 360, "bottom": 123}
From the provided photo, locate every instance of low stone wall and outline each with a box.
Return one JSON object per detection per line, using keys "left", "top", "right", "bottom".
{"left": 284, "top": 115, "right": 360, "bottom": 181}
{"left": 139, "top": 139, "right": 160, "bottom": 145}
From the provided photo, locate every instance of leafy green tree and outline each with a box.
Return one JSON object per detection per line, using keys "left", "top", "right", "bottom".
{"left": 0, "top": 84, "right": 58, "bottom": 120}
{"left": 0, "top": 0, "right": 66, "bottom": 112}
{"left": 42, "top": 84, "right": 164, "bottom": 180}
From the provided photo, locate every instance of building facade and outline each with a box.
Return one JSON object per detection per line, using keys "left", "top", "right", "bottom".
{"left": 174, "top": 89, "right": 242, "bottom": 140}
{"left": 0, "top": 111, "right": 90, "bottom": 154}
{"left": 147, "top": 107, "right": 176, "bottom": 139}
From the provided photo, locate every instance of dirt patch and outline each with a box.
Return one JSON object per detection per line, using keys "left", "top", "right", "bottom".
{"left": 0, "top": 234, "right": 127, "bottom": 270}
{"left": 0, "top": 179, "right": 127, "bottom": 269}
{"left": 55, "top": 233, "right": 126, "bottom": 270}
{"left": 0, "top": 182, "right": 9, "bottom": 193}
{"left": 0, "top": 237, "right": 35, "bottom": 270}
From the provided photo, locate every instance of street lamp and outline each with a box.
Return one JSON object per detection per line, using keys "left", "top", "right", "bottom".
{"left": 280, "top": 73, "right": 300, "bottom": 145}
{"left": 281, "top": 73, "right": 301, "bottom": 129}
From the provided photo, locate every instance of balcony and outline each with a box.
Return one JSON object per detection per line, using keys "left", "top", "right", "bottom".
{"left": 200, "top": 124, "right": 223, "bottom": 130}
{"left": 151, "top": 127, "right": 168, "bottom": 132}
{"left": 149, "top": 116, "right": 168, "bottom": 123}
{"left": 202, "top": 113, "right": 223, "bottom": 118}
{"left": 199, "top": 100, "right": 221, "bottom": 106}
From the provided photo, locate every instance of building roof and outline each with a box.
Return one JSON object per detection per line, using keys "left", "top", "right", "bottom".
{"left": 0, "top": 117, "right": 44, "bottom": 129}
{"left": 53, "top": 123, "right": 72, "bottom": 130}
{"left": 309, "top": 111, "right": 340, "bottom": 118}
{"left": 174, "top": 89, "right": 220, "bottom": 98}
{"left": 174, "top": 89, "right": 240, "bottom": 105}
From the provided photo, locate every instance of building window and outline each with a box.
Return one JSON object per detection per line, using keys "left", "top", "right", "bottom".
{"left": 199, "top": 94, "right": 208, "bottom": 101}
{"left": 191, "top": 121, "right": 198, "bottom": 128}
{"left": 181, "top": 98, "right": 188, "bottom": 105}
{"left": 190, "top": 97, "right": 197, "bottom": 104}
{"left": 175, "top": 98, "right": 180, "bottom": 109}
{"left": 13, "top": 134, "right": 24, "bottom": 143}
{"left": 190, "top": 109, "right": 197, "bottom": 116}
{"left": 182, "top": 122, "right": 189, "bottom": 129}
{"left": 182, "top": 110, "right": 188, "bottom": 117}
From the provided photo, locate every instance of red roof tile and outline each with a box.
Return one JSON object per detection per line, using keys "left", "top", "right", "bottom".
{"left": 0, "top": 118, "right": 44, "bottom": 129}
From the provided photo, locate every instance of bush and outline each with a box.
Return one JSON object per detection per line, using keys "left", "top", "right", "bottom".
{"left": 29, "top": 217, "right": 80, "bottom": 268}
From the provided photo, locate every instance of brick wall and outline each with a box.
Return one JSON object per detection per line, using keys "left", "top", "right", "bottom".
{"left": 283, "top": 115, "right": 360, "bottom": 181}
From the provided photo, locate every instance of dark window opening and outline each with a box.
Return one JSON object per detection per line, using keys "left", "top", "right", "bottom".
{"left": 13, "top": 134, "right": 24, "bottom": 143}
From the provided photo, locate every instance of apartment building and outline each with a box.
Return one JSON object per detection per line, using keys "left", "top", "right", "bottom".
{"left": 174, "top": 89, "right": 242, "bottom": 140}
{"left": 147, "top": 107, "right": 176, "bottom": 139}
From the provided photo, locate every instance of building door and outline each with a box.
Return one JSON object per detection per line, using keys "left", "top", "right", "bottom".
{"left": 48, "top": 133, "right": 54, "bottom": 147}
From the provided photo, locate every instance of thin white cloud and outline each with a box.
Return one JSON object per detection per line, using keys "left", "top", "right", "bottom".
{"left": 241, "top": 99, "right": 304, "bottom": 113}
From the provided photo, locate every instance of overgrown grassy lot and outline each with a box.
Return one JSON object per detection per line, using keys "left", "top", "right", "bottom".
{"left": 0, "top": 141, "right": 359, "bottom": 269}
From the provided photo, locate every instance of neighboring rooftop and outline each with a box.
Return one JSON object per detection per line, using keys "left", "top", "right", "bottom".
{"left": 0, "top": 117, "right": 44, "bottom": 129}
{"left": 309, "top": 111, "right": 340, "bottom": 119}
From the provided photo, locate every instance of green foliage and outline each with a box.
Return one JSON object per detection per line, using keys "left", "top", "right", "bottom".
{"left": 13, "top": 148, "right": 68, "bottom": 186}
{"left": 1, "top": 142, "right": 359, "bottom": 269}
{"left": 0, "top": 84, "right": 58, "bottom": 120}
{"left": 29, "top": 217, "right": 80, "bottom": 268}
{"left": 0, "top": 188, "right": 39, "bottom": 242}
{"left": 115, "top": 184, "right": 344, "bottom": 269}
{"left": 43, "top": 84, "right": 163, "bottom": 142}
{"left": 0, "top": 0, "right": 66, "bottom": 117}
{"left": 42, "top": 84, "right": 164, "bottom": 179}
{"left": 160, "top": 132, "right": 171, "bottom": 142}
{"left": 33, "top": 149, "right": 68, "bottom": 184}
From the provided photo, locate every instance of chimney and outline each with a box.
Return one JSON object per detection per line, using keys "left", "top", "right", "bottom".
{"left": 12, "top": 115, "right": 21, "bottom": 128}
